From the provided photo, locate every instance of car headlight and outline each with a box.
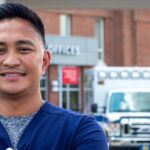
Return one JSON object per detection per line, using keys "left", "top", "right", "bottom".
{"left": 103, "top": 122, "right": 121, "bottom": 137}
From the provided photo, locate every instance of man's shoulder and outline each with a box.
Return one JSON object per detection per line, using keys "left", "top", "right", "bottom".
{"left": 41, "top": 101, "right": 87, "bottom": 118}
{"left": 40, "top": 101, "right": 96, "bottom": 125}
{"left": 34, "top": 101, "right": 108, "bottom": 150}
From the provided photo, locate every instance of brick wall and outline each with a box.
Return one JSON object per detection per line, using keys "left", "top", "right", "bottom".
{"left": 72, "top": 15, "right": 95, "bottom": 36}
{"left": 135, "top": 10, "right": 150, "bottom": 66}
{"left": 35, "top": 9, "right": 150, "bottom": 66}
{"left": 35, "top": 10, "right": 59, "bottom": 35}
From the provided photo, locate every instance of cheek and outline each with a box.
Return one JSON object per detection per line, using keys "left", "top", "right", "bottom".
{"left": 24, "top": 55, "right": 43, "bottom": 73}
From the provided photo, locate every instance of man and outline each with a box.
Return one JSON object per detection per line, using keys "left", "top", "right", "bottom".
{"left": 0, "top": 2, "right": 108, "bottom": 150}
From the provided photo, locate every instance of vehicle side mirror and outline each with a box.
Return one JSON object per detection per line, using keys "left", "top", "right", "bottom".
{"left": 102, "top": 106, "right": 106, "bottom": 113}
{"left": 91, "top": 103, "right": 98, "bottom": 113}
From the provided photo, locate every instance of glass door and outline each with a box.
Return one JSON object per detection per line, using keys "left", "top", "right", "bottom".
{"left": 59, "top": 66, "right": 81, "bottom": 112}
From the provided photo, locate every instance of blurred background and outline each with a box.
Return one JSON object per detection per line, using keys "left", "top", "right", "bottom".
{"left": 2, "top": 0, "right": 150, "bottom": 112}
{"left": 1, "top": 0, "right": 150, "bottom": 149}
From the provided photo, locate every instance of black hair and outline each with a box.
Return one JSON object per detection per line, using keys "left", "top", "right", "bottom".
{"left": 0, "top": 2, "right": 46, "bottom": 47}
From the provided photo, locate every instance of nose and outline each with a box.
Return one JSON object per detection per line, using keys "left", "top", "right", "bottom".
{"left": 3, "top": 51, "right": 20, "bottom": 67}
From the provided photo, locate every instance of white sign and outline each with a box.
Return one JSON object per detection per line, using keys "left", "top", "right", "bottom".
{"left": 47, "top": 44, "right": 80, "bottom": 56}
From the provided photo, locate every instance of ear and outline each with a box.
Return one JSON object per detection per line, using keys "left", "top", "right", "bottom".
{"left": 42, "top": 50, "right": 50, "bottom": 75}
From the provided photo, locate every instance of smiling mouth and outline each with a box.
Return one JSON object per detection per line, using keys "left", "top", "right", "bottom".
{"left": 0, "top": 72, "right": 26, "bottom": 78}
{"left": 0, "top": 68, "right": 27, "bottom": 78}
{"left": 0, "top": 73, "right": 26, "bottom": 81}
{"left": 1, "top": 73, "right": 25, "bottom": 76}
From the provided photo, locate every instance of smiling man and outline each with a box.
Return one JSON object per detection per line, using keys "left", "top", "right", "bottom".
{"left": 0, "top": 2, "right": 108, "bottom": 150}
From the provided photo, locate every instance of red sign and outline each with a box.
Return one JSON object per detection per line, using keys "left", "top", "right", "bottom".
{"left": 62, "top": 67, "right": 79, "bottom": 85}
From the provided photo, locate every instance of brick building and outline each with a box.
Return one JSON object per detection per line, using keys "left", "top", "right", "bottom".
{"left": 35, "top": 9, "right": 150, "bottom": 112}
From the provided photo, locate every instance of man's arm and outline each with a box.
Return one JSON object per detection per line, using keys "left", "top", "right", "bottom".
{"left": 74, "top": 116, "right": 108, "bottom": 150}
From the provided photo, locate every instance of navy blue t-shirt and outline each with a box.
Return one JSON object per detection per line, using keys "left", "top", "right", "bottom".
{"left": 0, "top": 101, "right": 108, "bottom": 150}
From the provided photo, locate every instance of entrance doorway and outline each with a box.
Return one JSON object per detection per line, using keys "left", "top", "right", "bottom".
{"left": 59, "top": 66, "right": 81, "bottom": 112}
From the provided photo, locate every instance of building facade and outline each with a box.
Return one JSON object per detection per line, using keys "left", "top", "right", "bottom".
{"left": 36, "top": 9, "right": 150, "bottom": 112}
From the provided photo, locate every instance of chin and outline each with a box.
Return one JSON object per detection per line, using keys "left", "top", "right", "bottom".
{"left": 0, "top": 87, "right": 26, "bottom": 96}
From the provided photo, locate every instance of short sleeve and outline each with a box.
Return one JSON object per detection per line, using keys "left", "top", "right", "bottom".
{"left": 73, "top": 116, "right": 108, "bottom": 150}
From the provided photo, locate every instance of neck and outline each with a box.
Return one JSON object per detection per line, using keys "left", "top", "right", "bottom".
{"left": 0, "top": 91, "right": 44, "bottom": 117}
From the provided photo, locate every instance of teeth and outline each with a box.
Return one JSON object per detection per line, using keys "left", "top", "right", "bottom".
{"left": 4, "top": 74, "right": 20, "bottom": 77}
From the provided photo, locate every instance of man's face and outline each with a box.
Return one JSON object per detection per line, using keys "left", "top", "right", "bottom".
{"left": 0, "top": 18, "right": 50, "bottom": 96}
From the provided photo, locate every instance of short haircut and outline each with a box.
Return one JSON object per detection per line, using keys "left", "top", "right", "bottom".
{"left": 0, "top": 2, "right": 46, "bottom": 47}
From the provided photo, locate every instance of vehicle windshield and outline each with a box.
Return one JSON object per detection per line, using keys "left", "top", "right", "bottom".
{"left": 109, "top": 91, "right": 150, "bottom": 112}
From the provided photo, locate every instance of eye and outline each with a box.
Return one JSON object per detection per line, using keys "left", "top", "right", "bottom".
{"left": 0, "top": 47, "right": 6, "bottom": 55}
{"left": 18, "top": 47, "right": 33, "bottom": 54}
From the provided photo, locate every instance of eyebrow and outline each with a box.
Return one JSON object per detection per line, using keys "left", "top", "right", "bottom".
{"left": 0, "top": 40, "right": 35, "bottom": 47}
{"left": 16, "top": 40, "right": 35, "bottom": 46}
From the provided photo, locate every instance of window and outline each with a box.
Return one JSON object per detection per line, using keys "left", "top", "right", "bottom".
{"left": 109, "top": 92, "right": 150, "bottom": 112}
{"left": 60, "top": 14, "right": 71, "bottom": 36}
{"left": 95, "top": 18, "right": 104, "bottom": 61}
{"left": 58, "top": 66, "right": 81, "bottom": 112}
